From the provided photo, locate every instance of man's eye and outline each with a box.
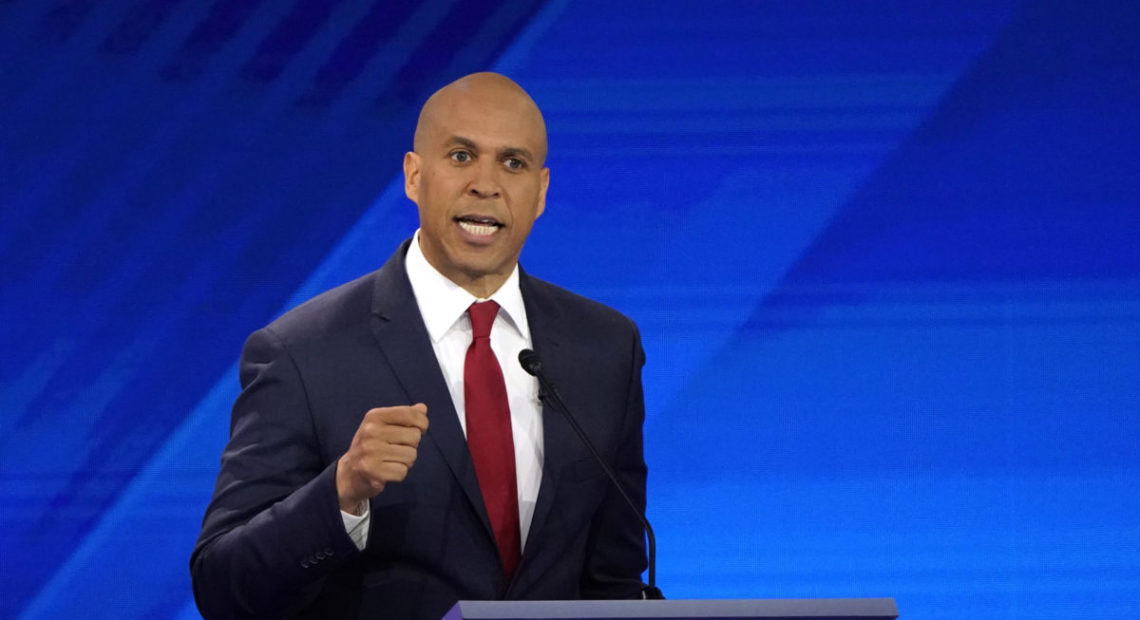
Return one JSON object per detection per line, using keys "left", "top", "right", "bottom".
{"left": 505, "top": 158, "right": 526, "bottom": 170}
{"left": 450, "top": 151, "right": 471, "bottom": 163}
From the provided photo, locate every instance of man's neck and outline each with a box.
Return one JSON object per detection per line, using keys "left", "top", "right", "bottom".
{"left": 453, "top": 273, "right": 509, "bottom": 300}
{"left": 415, "top": 235, "right": 514, "bottom": 299}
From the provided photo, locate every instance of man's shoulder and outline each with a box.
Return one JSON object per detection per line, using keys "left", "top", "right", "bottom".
{"left": 259, "top": 240, "right": 411, "bottom": 344}
{"left": 262, "top": 270, "right": 380, "bottom": 343}
{"left": 523, "top": 273, "right": 639, "bottom": 335}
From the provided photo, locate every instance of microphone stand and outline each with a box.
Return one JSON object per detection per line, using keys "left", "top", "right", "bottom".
{"left": 519, "top": 350, "right": 664, "bottom": 600}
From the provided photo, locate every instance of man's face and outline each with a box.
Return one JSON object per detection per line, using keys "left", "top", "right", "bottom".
{"left": 404, "top": 77, "right": 550, "bottom": 296}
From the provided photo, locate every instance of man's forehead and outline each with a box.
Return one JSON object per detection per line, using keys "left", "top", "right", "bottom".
{"left": 414, "top": 73, "right": 547, "bottom": 159}
{"left": 421, "top": 116, "right": 546, "bottom": 164}
{"left": 431, "top": 94, "right": 540, "bottom": 134}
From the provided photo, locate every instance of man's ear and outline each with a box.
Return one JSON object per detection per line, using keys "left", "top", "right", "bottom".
{"left": 403, "top": 152, "right": 421, "bottom": 203}
{"left": 536, "top": 166, "right": 550, "bottom": 218}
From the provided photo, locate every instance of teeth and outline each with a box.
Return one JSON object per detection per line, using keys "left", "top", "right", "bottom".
{"left": 458, "top": 220, "right": 498, "bottom": 236}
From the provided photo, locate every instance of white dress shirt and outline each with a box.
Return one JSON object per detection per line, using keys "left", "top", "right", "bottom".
{"left": 341, "top": 231, "right": 544, "bottom": 551}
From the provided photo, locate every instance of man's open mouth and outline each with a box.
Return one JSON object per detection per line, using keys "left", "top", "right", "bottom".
{"left": 455, "top": 216, "right": 502, "bottom": 237}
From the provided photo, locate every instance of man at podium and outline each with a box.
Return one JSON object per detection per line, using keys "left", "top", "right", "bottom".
{"left": 191, "top": 72, "right": 651, "bottom": 619}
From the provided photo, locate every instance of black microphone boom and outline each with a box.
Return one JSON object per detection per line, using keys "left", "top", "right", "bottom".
{"left": 517, "top": 349, "right": 664, "bottom": 600}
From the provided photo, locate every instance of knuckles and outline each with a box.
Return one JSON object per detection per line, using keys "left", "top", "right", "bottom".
{"left": 361, "top": 406, "right": 429, "bottom": 431}
{"left": 344, "top": 406, "right": 429, "bottom": 492}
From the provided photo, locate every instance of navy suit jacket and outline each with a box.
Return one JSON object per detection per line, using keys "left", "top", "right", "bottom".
{"left": 191, "top": 240, "right": 649, "bottom": 619}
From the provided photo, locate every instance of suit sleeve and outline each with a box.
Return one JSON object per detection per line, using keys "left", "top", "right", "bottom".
{"left": 190, "top": 327, "right": 362, "bottom": 619}
{"left": 579, "top": 319, "right": 651, "bottom": 598}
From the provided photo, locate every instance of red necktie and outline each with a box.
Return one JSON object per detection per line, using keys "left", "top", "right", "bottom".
{"left": 464, "top": 301, "right": 521, "bottom": 577}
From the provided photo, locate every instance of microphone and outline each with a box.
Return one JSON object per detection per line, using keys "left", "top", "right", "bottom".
{"left": 518, "top": 349, "right": 664, "bottom": 600}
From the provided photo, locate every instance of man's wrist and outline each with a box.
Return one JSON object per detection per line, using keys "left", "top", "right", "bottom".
{"left": 335, "top": 454, "right": 364, "bottom": 514}
{"left": 340, "top": 497, "right": 366, "bottom": 516}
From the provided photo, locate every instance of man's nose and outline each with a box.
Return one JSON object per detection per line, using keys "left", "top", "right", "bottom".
{"left": 467, "top": 162, "right": 502, "bottom": 199}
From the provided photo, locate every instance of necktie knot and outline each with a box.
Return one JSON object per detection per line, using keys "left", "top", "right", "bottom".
{"left": 468, "top": 301, "right": 500, "bottom": 340}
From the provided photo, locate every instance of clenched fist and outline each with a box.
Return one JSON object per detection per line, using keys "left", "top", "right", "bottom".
{"left": 335, "top": 404, "right": 429, "bottom": 513}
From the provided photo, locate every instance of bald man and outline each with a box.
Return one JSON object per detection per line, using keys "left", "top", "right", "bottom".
{"left": 191, "top": 73, "right": 650, "bottom": 619}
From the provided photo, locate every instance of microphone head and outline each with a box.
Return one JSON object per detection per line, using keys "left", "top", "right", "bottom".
{"left": 518, "top": 349, "right": 541, "bottom": 376}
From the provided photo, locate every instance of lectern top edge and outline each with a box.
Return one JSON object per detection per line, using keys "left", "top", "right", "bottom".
{"left": 443, "top": 597, "right": 899, "bottom": 620}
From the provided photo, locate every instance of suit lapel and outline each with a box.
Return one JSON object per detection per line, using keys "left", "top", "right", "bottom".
{"left": 516, "top": 271, "right": 575, "bottom": 571}
{"left": 368, "top": 251, "right": 581, "bottom": 589}
{"left": 367, "top": 240, "right": 493, "bottom": 537}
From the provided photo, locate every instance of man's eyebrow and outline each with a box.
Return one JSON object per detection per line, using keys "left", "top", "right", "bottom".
{"left": 499, "top": 146, "right": 534, "bottom": 161}
{"left": 445, "top": 136, "right": 535, "bottom": 162}
{"left": 445, "top": 135, "right": 478, "bottom": 150}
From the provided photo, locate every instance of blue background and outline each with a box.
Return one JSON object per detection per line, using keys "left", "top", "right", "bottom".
{"left": 2, "top": 1, "right": 1138, "bottom": 618}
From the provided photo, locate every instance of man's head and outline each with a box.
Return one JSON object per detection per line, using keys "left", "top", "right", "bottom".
{"left": 404, "top": 72, "right": 550, "bottom": 298}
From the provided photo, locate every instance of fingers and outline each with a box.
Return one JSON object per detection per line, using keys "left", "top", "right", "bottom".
{"left": 365, "top": 403, "right": 429, "bottom": 433}
{"left": 336, "top": 404, "right": 430, "bottom": 509}
{"left": 360, "top": 422, "right": 423, "bottom": 448}
{"left": 375, "top": 461, "right": 410, "bottom": 483}
{"left": 363, "top": 442, "right": 417, "bottom": 467}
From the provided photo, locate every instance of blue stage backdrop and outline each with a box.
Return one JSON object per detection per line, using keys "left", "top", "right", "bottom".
{"left": 2, "top": 1, "right": 1138, "bottom": 618}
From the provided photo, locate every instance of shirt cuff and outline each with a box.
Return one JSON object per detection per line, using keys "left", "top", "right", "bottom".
{"left": 340, "top": 500, "right": 370, "bottom": 550}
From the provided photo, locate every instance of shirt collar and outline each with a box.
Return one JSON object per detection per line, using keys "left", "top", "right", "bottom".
{"left": 405, "top": 229, "right": 530, "bottom": 344}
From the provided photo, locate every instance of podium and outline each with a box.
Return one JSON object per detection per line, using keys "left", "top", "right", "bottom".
{"left": 442, "top": 598, "right": 898, "bottom": 619}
